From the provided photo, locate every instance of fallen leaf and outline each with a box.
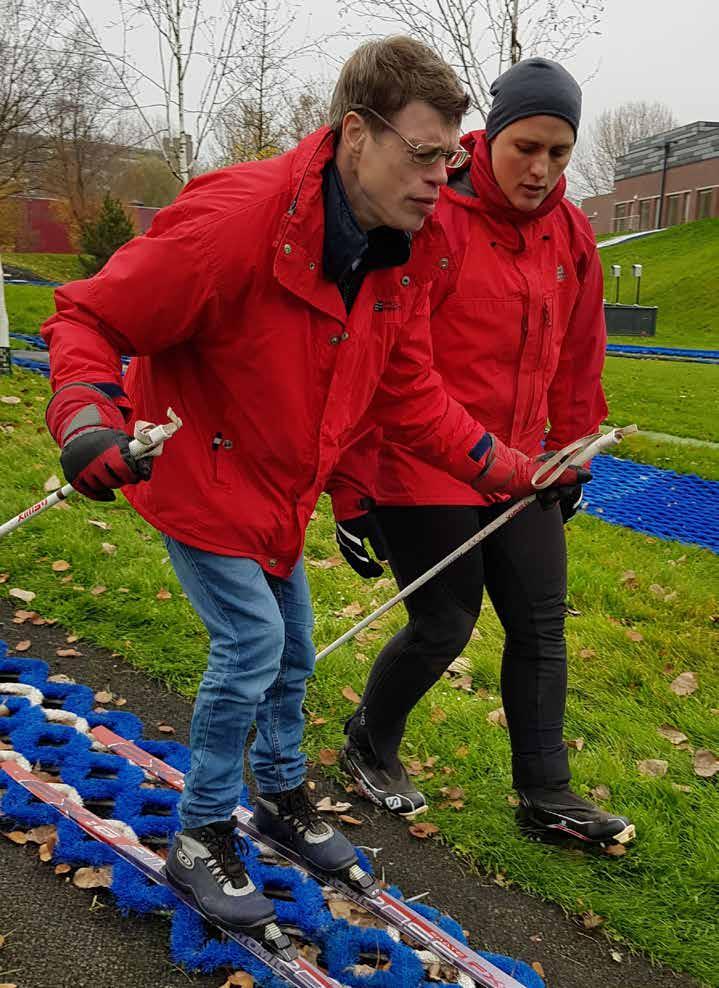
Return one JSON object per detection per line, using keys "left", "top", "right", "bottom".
{"left": 90, "top": 585, "right": 107, "bottom": 596}
{"left": 316, "top": 796, "right": 353, "bottom": 814}
{"left": 566, "top": 738, "right": 585, "bottom": 751}
{"left": 582, "top": 910, "right": 605, "bottom": 929}
{"left": 0, "top": 395, "right": 21, "bottom": 404}
{"left": 220, "top": 972, "right": 254, "bottom": 988}
{"left": 12, "top": 609, "right": 36, "bottom": 623}
{"left": 318, "top": 748, "right": 338, "bottom": 766}
{"left": 657, "top": 725, "right": 688, "bottom": 746}
{"left": 506, "top": 794, "right": 520, "bottom": 807}
{"left": 114, "top": 697, "right": 127, "bottom": 707}
{"left": 486, "top": 707, "right": 508, "bottom": 728}
{"left": 51, "top": 559, "right": 71, "bottom": 572}
{"left": 671, "top": 783, "right": 692, "bottom": 793}
{"left": 56, "top": 648, "right": 81, "bottom": 658}
{"left": 157, "top": 724, "right": 175, "bottom": 735}
{"left": 406, "top": 759, "right": 423, "bottom": 776}
{"left": 430, "top": 705, "right": 447, "bottom": 724}
{"left": 13, "top": 640, "right": 31, "bottom": 652}
{"left": 72, "top": 866, "right": 112, "bottom": 889}
{"left": 693, "top": 749, "right": 719, "bottom": 778}
{"left": 637, "top": 758, "right": 668, "bottom": 778}
{"left": 590, "top": 784, "right": 610, "bottom": 801}
{"left": 156, "top": 589, "right": 172, "bottom": 600}
{"left": 336, "top": 601, "right": 363, "bottom": 618}
{"left": 455, "top": 745, "right": 469, "bottom": 758}
{"left": 0, "top": 573, "right": 9, "bottom": 584}
{"left": 374, "top": 577, "right": 393, "bottom": 589}
{"left": 604, "top": 843, "right": 627, "bottom": 857}
{"left": 8, "top": 588, "right": 35, "bottom": 604}
{"left": 3, "top": 830, "right": 28, "bottom": 844}
{"left": 66, "top": 634, "right": 79, "bottom": 643}
{"left": 54, "top": 863, "right": 72, "bottom": 875}
{"left": 95, "top": 691, "right": 113, "bottom": 704}
{"left": 610, "top": 950, "right": 623, "bottom": 963}
{"left": 338, "top": 814, "right": 363, "bottom": 826}
{"left": 446, "top": 655, "right": 471, "bottom": 676}
{"left": 625, "top": 629, "right": 643, "bottom": 643}
{"left": 579, "top": 647, "right": 596, "bottom": 660}
{"left": 531, "top": 961, "right": 545, "bottom": 978}
{"left": 341, "top": 685, "right": 360, "bottom": 704}
{"left": 670, "top": 671, "right": 698, "bottom": 696}
{"left": 43, "top": 474, "right": 62, "bottom": 492}
{"left": 620, "top": 570, "right": 638, "bottom": 588}
{"left": 101, "top": 542, "right": 117, "bottom": 555}
{"left": 311, "top": 716, "right": 327, "bottom": 726}
{"left": 408, "top": 821, "right": 439, "bottom": 839}
{"left": 307, "top": 556, "right": 342, "bottom": 569}
{"left": 649, "top": 583, "right": 666, "bottom": 596}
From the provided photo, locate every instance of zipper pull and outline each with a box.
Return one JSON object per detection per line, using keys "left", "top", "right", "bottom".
{"left": 212, "top": 432, "right": 222, "bottom": 452}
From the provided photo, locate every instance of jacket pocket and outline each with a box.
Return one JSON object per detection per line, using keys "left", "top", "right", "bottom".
{"left": 211, "top": 433, "right": 234, "bottom": 487}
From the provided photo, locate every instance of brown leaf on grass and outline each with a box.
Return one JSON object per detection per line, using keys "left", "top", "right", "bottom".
{"left": 604, "top": 843, "right": 627, "bottom": 857}
{"left": 649, "top": 583, "right": 666, "bottom": 596}
{"left": 430, "top": 705, "right": 447, "bottom": 724}
{"left": 310, "top": 716, "right": 327, "bottom": 726}
{"left": 90, "top": 585, "right": 107, "bottom": 596}
{"left": 338, "top": 814, "right": 363, "bottom": 826}
{"left": 220, "top": 972, "right": 254, "bottom": 988}
{"left": 625, "top": 629, "right": 644, "bottom": 643}
{"left": 101, "top": 542, "right": 117, "bottom": 555}
{"left": 157, "top": 724, "right": 175, "bottom": 735}
{"left": 531, "top": 962, "right": 545, "bottom": 978}
{"left": 87, "top": 519, "right": 111, "bottom": 530}
{"left": 13, "top": 640, "right": 31, "bottom": 652}
{"left": 670, "top": 671, "right": 699, "bottom": 696}
{"left": 637, "top": 759, "right": 669, "bottom": 778}
{"left": 455, "top": 745, "right": 469, "bottom": 759}
{"left": 156, "top": 588, "right": 172, "bottom": 600}
{"left": 336, "top": 601, "right": 363, "bottom": 619}
{"left": 579, "top": 648, "right": 597, "bottom": 660}
{"left": 9, "top": 588, "right": 35, "bottom": 604}
{"left": 0, "top": 395, "right": 21, "bottom": 404}
{"left": 566, "top": 738, "right": 585, "bottom": 751}
{"left": 51, "top": 560, "right": 71, "bottom": 572}
{"left": 590, "top": 784, "right": 611, "bottom": 801}
{"left": 620, "top": 570, "right": 638, "bottom": 589}
{"left": 657, "top": 725, "right": 689, "bottom": 745}
{"left": 318, "top": 748, "right": 338, "bottom": 766}
{"left": 307, "top": 556, "right": 342, "bottom": 569}
{"left": 582, "top": 909, "right": 605, "bottom": 929}
{"left": 446, "top": 656, "right": 471, "bottom": 676}
{"left": 449, "top": 674, "right": 473, "bottom": 691}
{"left": 56, "top": 648, "right": 81, "bottom": 658}
{"left": 693, "top": 749, "right": 719, "bottom": 778}
{"left": 672, "top": 783, "right": 692, "bottom": 793}
{"left": 66, "top": 634, "right": 79, "bottom": 643}
{"left": 72, "top": 866, "right": 112, "bottom": 889}
{"left": 354, "top": 653, "right": 369, "bottom": 664}
{"left": 95, "top": 691, "right": 113, "bottom": 704}
{"left": 316, "top": 796, "right": 353, "bottom": 814}
{"left": 23, "top": 824, "right": 56, "bottom": 846}
{"left": 486, "top": 707, "right": 508, "bottom": 728}
{"left": 43, "top": 474, "right": 62, "bottom": 492}
{"left": 0, "top": 573, "right": 9, "bottom": 584}
{"left": 31, "top": 615, "right": 47, "bottom": 626}
{"left": 406, "top": 759, "right": 423, "bottom": 776}
{"left": 374, "top": 577, "right": 393, "bottom": 589}
{"left": 341, "top": 685, "right": 361, "bottom": 704}
{"left": 506, "top": 794, "right": 520, "bottom": 807}
{"left": 439, "top": 786, "right": 464, "bottom": 801}
{"left": 408, "top": 821, "right": 439, "bottom": 839}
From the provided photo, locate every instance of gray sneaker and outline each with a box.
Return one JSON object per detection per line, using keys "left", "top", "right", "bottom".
{"left": 165, "top": 817, "right": 277, "bottom": 931}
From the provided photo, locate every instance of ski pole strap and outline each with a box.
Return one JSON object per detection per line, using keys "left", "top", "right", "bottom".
{"left": 531, "top": 425, "right": 638, "bottom": 489}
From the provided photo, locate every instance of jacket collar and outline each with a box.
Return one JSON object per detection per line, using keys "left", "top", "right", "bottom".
{"left": 449, "top": 129, "right": 566, "bottom": 227}
{"left": 273, "top": 127, "right": 454, "bottom": 320}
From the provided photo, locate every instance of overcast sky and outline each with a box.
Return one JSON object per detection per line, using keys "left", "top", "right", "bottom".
{"left": 87, "top": 0, "right": 718, "bottom": 134}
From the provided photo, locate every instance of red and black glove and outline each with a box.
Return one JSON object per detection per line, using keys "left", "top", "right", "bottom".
{"left": 46, "top": 383, "right": 151, "bottom": 501}
{"left": 335, "top": 503, "right": 389, "bottom": 579}
{"left": 469, "top": 433, "right": 591, "bottom": 503}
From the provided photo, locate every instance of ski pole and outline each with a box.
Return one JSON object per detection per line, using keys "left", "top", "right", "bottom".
{"left": 317, "top": 425, "right": 638, "bottom": 661}
{"left": 0, "top": 407, "right": 183, "bottom": 540}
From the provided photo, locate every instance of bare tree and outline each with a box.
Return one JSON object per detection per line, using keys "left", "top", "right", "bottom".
{"left": 571, "top": 100, "right": 679, "bottom": 198}
{"left": 338, "top": 0, "right": 604, "bottom": 118}
{"left": 64, "top": 0, "right": 250, "bottom": 185}
{"left": 284, "top": 79, "right": 332, "bottom": 145}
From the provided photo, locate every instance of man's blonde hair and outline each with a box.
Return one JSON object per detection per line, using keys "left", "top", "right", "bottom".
{"left": 328, "top": 36, "right": 470, "bottom": 133}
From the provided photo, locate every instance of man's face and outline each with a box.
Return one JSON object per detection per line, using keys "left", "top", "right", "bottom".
{"left": 341, "top": 100, "right": 460, "bottom": 232}
{"left": 490, "top": 116, "right": 575, "bottom": 211}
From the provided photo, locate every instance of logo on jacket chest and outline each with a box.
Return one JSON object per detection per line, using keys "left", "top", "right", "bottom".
{"left": 556, "top": 264, "right": 566, "bottom": 282}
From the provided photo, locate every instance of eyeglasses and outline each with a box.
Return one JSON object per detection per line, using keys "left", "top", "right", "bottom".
{"left": 349, "top": 104, "right": 469, "bottom": 169}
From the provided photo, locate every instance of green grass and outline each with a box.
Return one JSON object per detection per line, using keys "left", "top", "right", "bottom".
{"left": 608, "top": 432, "right": 719, "bottom": 481}
{"left": 0, "top": 369, "right": 718, "bottom": 984}
{"left": 4, "top": 284, "right": 56, "bottom": 338}
{"left": 602, "top": 356, "right": 719, "bottom": 442}
{"left": 598, "top": 218, "right": 719, "bottom": 349}
{"left": 3, "top": 252, "right": 84, "bottom": 283}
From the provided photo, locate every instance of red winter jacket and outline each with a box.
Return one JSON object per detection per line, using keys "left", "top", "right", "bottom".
{"left": 337, "top": 130, "right": 608, "bottom": 509}
{"left": 41, "top": 128, "right": 485, "bottom": 576}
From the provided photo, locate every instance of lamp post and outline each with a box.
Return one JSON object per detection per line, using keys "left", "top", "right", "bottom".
{"left": 611, "top": 264, "right": 621, "bottom": 303}
{"left": 632, "top": 264, "right": 643, "bottom": 305}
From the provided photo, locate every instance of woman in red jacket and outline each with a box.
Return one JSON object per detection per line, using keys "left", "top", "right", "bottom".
{"left": 340, "top": 58, "right": 636, "bottom": 848}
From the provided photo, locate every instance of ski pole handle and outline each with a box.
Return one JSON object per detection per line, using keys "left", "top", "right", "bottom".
{"left": 317, "top": 424, "right": 638, "bottom": 661}
{"left": 0, "top": 408, "right": 182, "bottom": 540}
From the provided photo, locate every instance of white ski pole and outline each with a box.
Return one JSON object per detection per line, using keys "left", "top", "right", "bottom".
{"left": 317, "top": 425, "right": 638, "bottom": 661}
{"left": 0, "top": 407, "right": 183, "bottom": 540}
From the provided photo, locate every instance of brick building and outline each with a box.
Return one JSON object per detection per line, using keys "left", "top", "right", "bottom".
{"left": 581, "top": 121, "right": 719, "bottom": 234}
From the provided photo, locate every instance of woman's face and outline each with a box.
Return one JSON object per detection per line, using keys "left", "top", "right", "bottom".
{"left": 490, "top": 115, "right": 575, "bottom": 211}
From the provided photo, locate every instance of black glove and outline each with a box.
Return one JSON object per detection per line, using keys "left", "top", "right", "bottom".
{"left": 558, "top": 483, "right": 584, "bottom": 523}
{"left": 335, "top": 512, "right": 388, "bottom": 579}
{"left": 60, "top": 429, "right": 152, "bottom": 501}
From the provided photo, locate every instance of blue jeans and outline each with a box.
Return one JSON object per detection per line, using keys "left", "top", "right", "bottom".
{"left": 164, "top": 537, "right": 316, "bottom": 829}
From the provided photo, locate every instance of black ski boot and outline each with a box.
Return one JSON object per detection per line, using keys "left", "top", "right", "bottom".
{"left": 165, "top": 817, "right": 278, "bottom": 933}
{"left": 252, "top": 782, "right": 360, "bottom": 877}
{"left": 341, "top": 722, "right": 427, "bottom": 818}
{"left": 516, "top": 787, "right": 636, "bottom": 847}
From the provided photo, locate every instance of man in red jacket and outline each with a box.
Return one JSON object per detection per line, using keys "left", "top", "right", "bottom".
{"left": 339, "top": 58, "right": 636, "bottom": 849}
{"left": 42, "top": 39, "right": 585, "bottom": 935}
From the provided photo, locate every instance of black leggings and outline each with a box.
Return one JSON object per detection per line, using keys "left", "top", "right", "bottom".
{"left": 355, "top": 500, "right": 570, "bottom": 790}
